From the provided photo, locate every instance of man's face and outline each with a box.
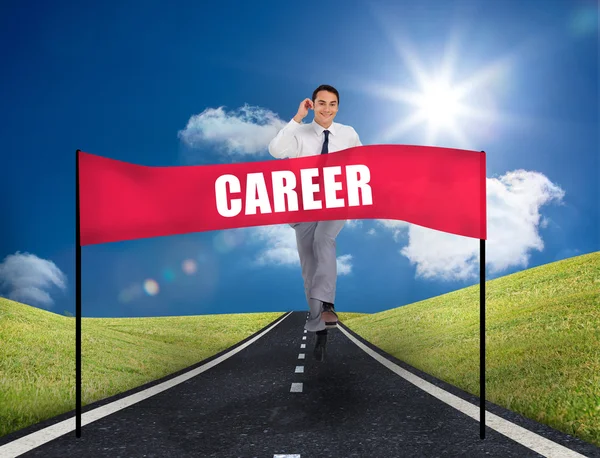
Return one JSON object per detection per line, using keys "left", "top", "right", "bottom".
{"left": 313, "top": 90, "right": 338, "bottom": 128}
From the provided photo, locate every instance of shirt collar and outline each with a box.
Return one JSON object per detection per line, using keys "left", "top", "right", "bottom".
{"left": 311, "top": 120, "right": 337, "bottom": 137}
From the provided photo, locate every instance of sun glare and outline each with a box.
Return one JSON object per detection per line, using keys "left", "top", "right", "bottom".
{"left": 371, "top": 69, "right": 476, "bottom": 148}
{"left": 418, "top": 80, "right": 462, "bottom": 129}
{"left": 356, "top": 18, "right": 518, "bottom": 149}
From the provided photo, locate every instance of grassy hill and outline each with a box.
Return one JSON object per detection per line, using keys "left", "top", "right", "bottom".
{"left": 340, "top": 250, "right": 600, "bottom": 447}
{"left": 0, "top": 306, "right": 285, "bottom": 439}
{"left": 0, "top": 250, "right": 598, "bottom": 447}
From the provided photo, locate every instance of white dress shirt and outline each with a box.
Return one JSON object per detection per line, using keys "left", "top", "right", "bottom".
{"left": 268, "top": 118, "right": 362, "bottom": 159}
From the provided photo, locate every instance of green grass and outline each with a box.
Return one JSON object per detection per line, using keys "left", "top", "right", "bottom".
{"left": 339, "top": 251, "right": 600, "bottom": 447}
{"left": 0, "top": 306, "right": 285, "bottom": 438}
{"left": 0, "top": 251, "right": 598, "bottom": 448}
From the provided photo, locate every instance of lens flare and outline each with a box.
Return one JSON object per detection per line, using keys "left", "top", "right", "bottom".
{"left": 163, "top": 268, "right": 176, "bottom": 283}
{"left": 182, "top": 259, "right": 197, "bottom": 275}
{"left": 143, "top": 279, "right": 160, "bottom": 296}
{"left": 213, "top": 229, "right": 245, "bottom": 253}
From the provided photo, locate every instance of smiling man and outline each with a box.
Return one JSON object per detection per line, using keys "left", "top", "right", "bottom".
{"left": 268, "top": 84, "right": 362, "bottom": 362}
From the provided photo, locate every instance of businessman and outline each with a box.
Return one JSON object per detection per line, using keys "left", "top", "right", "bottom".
{"left": 268, "top": 84, "right": 362, "bottom": 361}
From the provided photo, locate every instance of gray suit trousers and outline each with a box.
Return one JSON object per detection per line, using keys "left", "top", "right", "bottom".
{"left": 291, "top": 220, "right": 346, "bottom": 331}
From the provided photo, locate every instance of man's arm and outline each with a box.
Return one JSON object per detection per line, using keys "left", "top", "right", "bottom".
{"left": 268, "top": 98, "right": 314, "bottom": 159}
{"left": 268, "top": 119, "right": 301, "bottom": 159}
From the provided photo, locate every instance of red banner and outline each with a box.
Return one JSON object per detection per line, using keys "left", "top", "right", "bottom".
{"left": 78, "top": 145, "right": 486, "bottom": 246}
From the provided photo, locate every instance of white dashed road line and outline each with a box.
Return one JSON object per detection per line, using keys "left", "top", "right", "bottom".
{"left": 290, "top": 383, "right": 303, "bottom": 393}
{"left": 295, "top": 366, "right": 304, "bottom": 373}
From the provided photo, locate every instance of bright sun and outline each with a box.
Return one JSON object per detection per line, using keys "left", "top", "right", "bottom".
{"left": 357, "top": 26, "right": 511, "bottom": 150}
{"left": 417, "top": 79, "right": 463, "bottom": 130}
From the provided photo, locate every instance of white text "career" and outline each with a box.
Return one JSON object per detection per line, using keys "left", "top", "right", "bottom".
{"left": 215, "top": 165, "right": 373, "bottom": 217}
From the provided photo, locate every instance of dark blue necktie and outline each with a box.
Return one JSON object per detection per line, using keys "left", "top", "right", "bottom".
{"left": 320, "top": 130, "right": 330, "bottom": 154}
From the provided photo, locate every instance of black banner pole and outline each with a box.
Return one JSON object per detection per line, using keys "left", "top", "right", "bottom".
{"left": 76, "top": 149, "right": 82, "bottom": 437}
{"left": 480, "top": 238, "right": 486, "bottom": 438}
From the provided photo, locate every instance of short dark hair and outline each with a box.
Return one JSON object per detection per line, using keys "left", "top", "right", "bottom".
{"left": 312, "top": 84, "right": 339, "bottom": 104}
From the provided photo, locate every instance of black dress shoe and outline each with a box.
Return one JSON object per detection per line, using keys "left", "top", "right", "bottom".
{"left": 321, "top": 302, "right": 338, "bottom": 328}
{"left": 313, "top": 331, "right": 327, "bottom": 362}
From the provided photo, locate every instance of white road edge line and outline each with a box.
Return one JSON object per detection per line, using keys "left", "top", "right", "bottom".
{"left": 0, "top": 311, "right": 294, "bottom": 458}
{"left": 338, "top": 325, "right": 588, "bottom": 458}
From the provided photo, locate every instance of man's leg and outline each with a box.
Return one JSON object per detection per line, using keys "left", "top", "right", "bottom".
{"left": 291, "top": 223, "right": 324, "bottom": 332}
{"left": 310, "top": 220, "right": 346, "bottom": 305}
{"left": 308, "top": 220, "right": 346, "bottom": 361}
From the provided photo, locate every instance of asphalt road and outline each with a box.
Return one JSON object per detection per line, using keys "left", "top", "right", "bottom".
{"left": 1, "top": 311, "right": 598, "bottom": 457}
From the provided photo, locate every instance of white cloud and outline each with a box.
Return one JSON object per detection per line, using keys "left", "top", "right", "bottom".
{"left": 376, "top": 219, "right": 410, "bottom": 241}
{"left": 367, "top": 228, "right": 376, "bottom": 236}
{"left": 177, "top": 104, "right": 287, "bottom": 157}
{"left": 9, "top": 287, "right": 54, "bottom": 306}
{"left": 0, "top": 252, "right": 67, "bottom": 308}
{"left": 337, "top": 254, "right": 353, "bottom": 275}
{"left": 249, "top": 225, "right": 352, "bottom": 275}
{"left": 345, "top": 220, "right": 362, "bottom": 228}
{"left": 378, "top": 170, "right": 566, "bottom": 281}
{"left": 251, "top": 225, "right": 299, "bottom": 266}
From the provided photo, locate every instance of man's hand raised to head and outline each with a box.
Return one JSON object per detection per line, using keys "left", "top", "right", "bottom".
{"left": 293, "top": 98, "right": 313, "bottom": 123}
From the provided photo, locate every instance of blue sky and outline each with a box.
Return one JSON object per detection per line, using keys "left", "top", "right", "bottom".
{"left": 1, "top": 0, "right": 597, "bottom": 318}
